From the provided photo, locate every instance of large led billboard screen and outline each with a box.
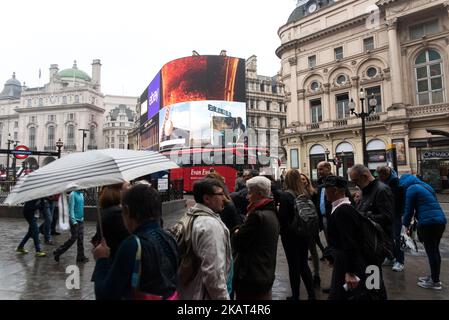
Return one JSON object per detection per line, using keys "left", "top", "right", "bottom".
{"left": 139, "top": 54, "right": 246, "bottom": 153}
{"left": 147, "top": 71, "right": 161, "bottom": 120}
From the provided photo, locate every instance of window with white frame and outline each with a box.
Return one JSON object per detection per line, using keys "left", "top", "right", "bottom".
{"left": 365, "top": 86, "right": 382, "bottom": 113}
{"left": 334, "top": 47, "right": 344, "bottom": 60}
{"left": 89, "top": 125, "right": 96, "bottom": 146}
{"left": 415, "top": 49, "right": 445, "bottom": 105}
{"left": 308, "top": 55, "right": 316, "bottom": 68}
{"left": 310, "top": 99, "right": 322, "bottom": 123}
{"left": 29, "top": 127, "right": 36, "bottom": 148}
{"left": 47, "top": 126, "right": 55, "bottom": 147}
{"left": 410, "top": 20, "right": 439, "bottom": 40}
{"left": 336, "top": 93, "right": 350, "bottom": 119}
{"left": 364, "top": 37, "right": 374, "bottom": 51}
{"left": 67, "top": 125, "right": 74, "bottom": 146}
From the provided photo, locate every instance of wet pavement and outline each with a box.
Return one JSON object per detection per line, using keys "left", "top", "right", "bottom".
{"left": 0, "top": 200, "right": 448, "bottom": 300}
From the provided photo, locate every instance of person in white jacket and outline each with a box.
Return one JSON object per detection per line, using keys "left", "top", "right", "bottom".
{"left": 177, "top": 178, "right": 232, "bottom": 300}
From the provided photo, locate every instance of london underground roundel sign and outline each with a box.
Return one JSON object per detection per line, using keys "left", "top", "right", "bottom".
{"left": 13, "top": 145, "right": 31, "bottom": 160}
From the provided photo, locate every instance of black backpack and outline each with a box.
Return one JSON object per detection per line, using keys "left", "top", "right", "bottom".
{"left": 287, "top": 191, "right": 319, "bottom": 238}
{"left": 357, "top": 211, "right": 393, "bottom": 266}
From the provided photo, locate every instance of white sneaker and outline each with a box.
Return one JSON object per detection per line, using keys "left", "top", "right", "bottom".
{"left": 392, "top": 262, "right": 404, "bottom": 272}
{"left": 418, "top": 280, "right": 442, "bottom": 290}
{"left": 418, "top": 275, "right": 431, "bottom": 283}
{"left": 382, "top": 258, "right": 395, "bottom": 266}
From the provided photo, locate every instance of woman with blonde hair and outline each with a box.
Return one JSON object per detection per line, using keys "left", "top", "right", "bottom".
{"left": 277, "top": 169, "right": 316, "bottom": 300}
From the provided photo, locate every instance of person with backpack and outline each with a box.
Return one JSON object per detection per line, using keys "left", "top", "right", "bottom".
{"left": 231, "top": 176, "right": 280, "bottom": 300}
{"left": 400, "top": 174, "right": 447, "bottom": 290}
{"left": 276, "top": 169, "right": 316, "bottom": 300}
{"left": 176, "top": 178, "right": 232, "bottom": 300}
{"left": 324, "top": 175, "right": 387, "bottom": 300}
{"left": 92, "top": 183, "right": 179, "bottom": 300}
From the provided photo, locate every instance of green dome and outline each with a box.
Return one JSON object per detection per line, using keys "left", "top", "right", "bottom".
{"left": 57, "top": 61, "right": 91, "bottom": 81}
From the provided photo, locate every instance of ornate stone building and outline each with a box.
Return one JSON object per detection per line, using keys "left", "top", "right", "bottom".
{"left": 0, "top": 60, "right": 137, "bottom": 170}
{"left": 246, "top": 55, "right": 287, "bottom": 150}
{"left": 277, "top": 0, "right": 449, "bottom": 190}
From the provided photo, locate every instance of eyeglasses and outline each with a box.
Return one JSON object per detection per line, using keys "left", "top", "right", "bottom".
{"left": 209, "top": 192, "right": 225, "bottom": 197}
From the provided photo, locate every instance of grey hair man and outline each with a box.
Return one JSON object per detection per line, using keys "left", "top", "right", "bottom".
{"left": 349, "top": 164, "right": 394, "bottom": 248}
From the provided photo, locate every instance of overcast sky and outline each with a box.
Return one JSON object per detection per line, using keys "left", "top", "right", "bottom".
{"left": 0, "top": 0, "right": 295, "bottom": 97}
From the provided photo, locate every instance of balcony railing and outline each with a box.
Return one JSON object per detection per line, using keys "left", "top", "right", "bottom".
{"left": 333, "top": 119, "right": 348, "bottom": 127}
{"left": 87, "top": 145, "right": 98, "bottom": 150}
{"left": 307, "top": 123, "right": 320, "bottom": 130}
{"left": 64, "top": 144, "right": 77, "bottom": 151}
{"left": 44, "top": 146, "right": 56, "bottom": 151}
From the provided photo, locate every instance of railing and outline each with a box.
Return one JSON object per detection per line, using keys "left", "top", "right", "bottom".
{"left": 366, "top": 114, "right": 380, "bottom": 122}
{"left": 64, "top": 144, "right": 77, "bottom": 151}
{"left": 407, "top": 103, "right": 449, "bottom": 117}
{"left": 333, "top": 119, "right": 348, "bottom": 127}
{"left": 307, "top": 123, "right": 320, "bottom": 130}
{"left": 44, "top": 146, "right": 56, "bottom": 151}
{"left": 87, "top": 145, "right": 98, "bottom": 150}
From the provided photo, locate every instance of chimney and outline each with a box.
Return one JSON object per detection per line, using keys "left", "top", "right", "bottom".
{"left": 49, "top": 64, "right": 58, "bottom": 81}
{"left": 92, "top": 59, "right": 101, "bottom": 91}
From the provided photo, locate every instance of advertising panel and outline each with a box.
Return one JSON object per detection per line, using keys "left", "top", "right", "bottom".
{"left": 161, "top": 55, "right": 245, "bottom": 107}
{"left": 147, "top": 71, "right": 161, "bottom": 120}
{"left": 158, "top": 100, "right": 246, "bottom": 150}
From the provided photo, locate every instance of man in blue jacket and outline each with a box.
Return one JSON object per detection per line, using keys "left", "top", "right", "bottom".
{"left": 53, "top": 190, "right": 89, "bottom": 263}
{"left": 400, "top": 174, "right": 447, "bottom": 290}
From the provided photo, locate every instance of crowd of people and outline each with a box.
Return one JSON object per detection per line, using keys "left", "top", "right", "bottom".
{"left": 14, "top": 162, "right": 447, "bottom": 299}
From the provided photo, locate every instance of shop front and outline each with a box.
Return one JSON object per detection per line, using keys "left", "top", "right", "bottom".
{"left": 366, "top": 139, "right": 387, "bottom": 176}
{"left": 335, "top": 142, "right": 354, "bottom": 180}
{"left": 309, "top": 144, "right": 325, "bottom": 181}
{"left": 419, "top": 148, "right": 449, "bottom": 191}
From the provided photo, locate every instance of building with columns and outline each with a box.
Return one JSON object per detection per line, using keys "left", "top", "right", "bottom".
{"left": 277, "top": 0, "right": 449, "bottom": 191}
{"left": 245, "top": 55, "right": 288, "bottom": 172}
{"left": 0, "top": 60, "right": 137, "bottom": 171}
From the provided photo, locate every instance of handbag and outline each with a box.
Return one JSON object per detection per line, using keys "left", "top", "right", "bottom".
{"left": 131, "top": 235, "right": 178, "bottom": 300}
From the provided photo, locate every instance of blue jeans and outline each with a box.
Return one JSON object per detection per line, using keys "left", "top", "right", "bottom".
{"left": 39, "top": 204, "right": 53, "bottom": 242}
{"left": 393, "top": 215, "right": 404, "bottom": 264}
{"left": 19, "top": 211, "right": 41, "bottom": 252}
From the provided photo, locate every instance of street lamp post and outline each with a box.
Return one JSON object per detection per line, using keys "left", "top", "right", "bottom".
{"left": 349, "top": 89, "right": 378, "bottom": 166}
{"left": 78, "top": 129, "right": 89, "bottom": 152}
{"left": 6, "top": 136, "right": 14, "bottom": 180}
{"left": 12, "top": 140, "right": 19, "bottom": 181}
{"left": 56, "top": 139, "right": 64, "bottom": 159}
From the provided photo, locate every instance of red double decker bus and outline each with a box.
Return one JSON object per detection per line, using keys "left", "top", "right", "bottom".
{"left": 162, "top": 146, "right": 275, "bottom": 193}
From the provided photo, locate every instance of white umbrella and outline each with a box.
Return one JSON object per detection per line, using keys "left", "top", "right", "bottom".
{"left": 5, "top": 149, "right": 179, "bottom": 205}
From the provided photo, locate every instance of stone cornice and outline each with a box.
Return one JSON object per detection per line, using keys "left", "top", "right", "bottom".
{"left": 376, "top": 0, "right": 400, "bottom": 8}
{"left": 15, "top": 103, "right": 105, "bottom": 114}
{"left": 276, "top": 14, "right": 369, "bottom": 58}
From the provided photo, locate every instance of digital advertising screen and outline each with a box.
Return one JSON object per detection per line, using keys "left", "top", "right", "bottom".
{"left": 147, "top": 71, "right": 161, "bottom": 120}
{"left": 140, "top": 54, "right": 246, "bottom": 154}
{"left": 161, "top": 55, "right": 245, "bottom": 107}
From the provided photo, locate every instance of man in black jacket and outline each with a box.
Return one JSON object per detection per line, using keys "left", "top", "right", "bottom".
{"left": 324, "top": 175, "right": 386, "bottom": 300}
{"left": 377, "top": 166, "right": 405, "bottom": 271}
{"left": 349, "top": 164, "right": 394, "bottom": 253}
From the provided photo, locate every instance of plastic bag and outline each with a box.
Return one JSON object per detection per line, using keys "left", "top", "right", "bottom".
{"left": 400, "top": 225, "right": 418, "bottom": 252}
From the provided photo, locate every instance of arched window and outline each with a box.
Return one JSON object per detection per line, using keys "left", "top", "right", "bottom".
{"left": 415, "top": 49, "right": 445, "bottom": 105}
{"left": 67, "top": 125, "right": 74, "bottom": 146}
{"left": 29, "top": 127, "right": 36, "bottom": 148}
{"left": 47, "top": 126, "right": 55, "bottom": 148}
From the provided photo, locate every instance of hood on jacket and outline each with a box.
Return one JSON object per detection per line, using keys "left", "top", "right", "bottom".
{"left": 188, "top": 203, "right": 219, "bottom": 217}
{"left": 399, "top": 174, "right": 435, "bottom": 193}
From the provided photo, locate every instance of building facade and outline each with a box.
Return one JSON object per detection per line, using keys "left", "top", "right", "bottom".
{"left": 246, "top": 55, "right": 288, "bottom": 173}
{"left": 0, "top": 60, "right": 137, "bottom": 170}
{"left": 277, "top": 0, "right": 449, "bottom": 190}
